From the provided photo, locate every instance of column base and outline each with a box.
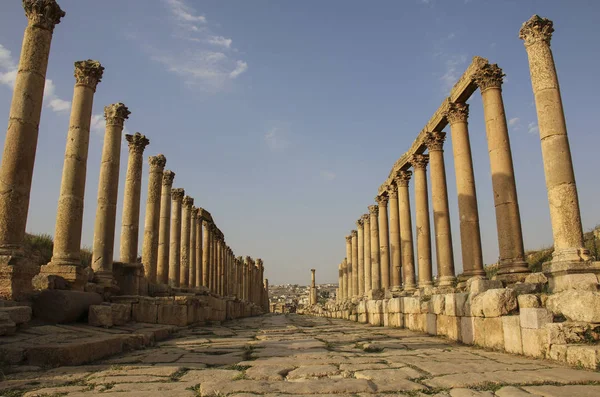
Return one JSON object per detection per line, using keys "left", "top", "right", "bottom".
{"left": 367, "top": 289, "right": 385, "bottom": 300}
{"left": 93, "top": 270, "right": 119, "bottom": 295}
{"left": 543, "top": 260, "right": 600, "bottom": 293}
{"left": 437, "top": 275, "right": 456, "bottom": 287}
{"left": 39, "top": 261, "right": 86, "bottom": 291}
{"left": 0, "top": 253, "right": 39, "bottom": 301}
{"left": 418, "top": 281, "right": 433, "bottom": 288}
{"left": 496, "top": 259, "right": 530, "bottom": 276}
{"left": 552, "top": 247, "right": 593, "bottom": 263}
{"left": 403, "top": 283, "right": 417, "bottom": 292}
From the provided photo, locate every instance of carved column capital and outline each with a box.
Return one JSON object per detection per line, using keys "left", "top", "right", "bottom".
{"left": 387, "top": 183, "right": 398, "bottom": 199}
{"left": 74, "top": 60, "right": 104, "bottom": 91}
{"left": 375, "top": 194, "right": 389, "bottom": 207}
{"left": 411, "top": 154, "right": 429, "bottom": 169}
{"left": 23, "top": 0, "right": 65, "bottom": 31}
{"left": 445, "top": 102, "right": 469, "bottom": 125}
{"left": 171, "top": 188, "right": 185, "bottom": 201}
{"left": 148, "top": 154, "right": 166, "bottom": 170}
{"left": 162, "top": 170, "right": 175, "bottom": 186}
{"left": 351, "top": 230, "right": 358, "bottom": 238}
{"left": 126, "top": 133, "right": 149, "bottom": 154}
{"left": 361, "top": 213, "right": 370, "bottom": 223}
{"left": 473, "top": 64, "right": 505, "bottom": 91}
{"left": 425, "top": 131, "right": 446, "bottom": 151}
{"left": 368, "top": 204, "right": 379, "bottom": 216}
{"left": 356, "top": 217, "right": 364, "bottom": 227}
{"left": 395, "top": 170, "right": 413, "bottom": 187}
{"left": 519, "top": 15, "right": 554, "bottom": 47}
{"left": 191, "top": 206, "right": 199, "bottom": 218}
{"left": 104, "top": 103, "right": 130, "bottom": 127}
{"left": 182, "top": 196, "right": 194, "bottom": 208}
{"left": 345, "top": 235, "right": 352, "bottom": 243}
{"left": 202, "top": 219, "right": 210, "bottom": 228}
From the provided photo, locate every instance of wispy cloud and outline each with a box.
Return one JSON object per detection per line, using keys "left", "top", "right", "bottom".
{"left": 508, "top": 117, "right": 520, "bottom": 127}
{"left": 528, "top": 122, "right": 539, "bottom": 135}
{"left": 440, "top": 54, "right": 468, "bottom": 91}
{"left": 320, "top": 171, "right": 336, "bottom": 181}
{"left": 207, "top": 35, "right": 232, "bottom": 49}
{"left": 264, "top": 122, "right": 291, "bottom": 152}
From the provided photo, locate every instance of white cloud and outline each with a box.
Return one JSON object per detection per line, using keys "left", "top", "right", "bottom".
{"left": 165, "top": 0, "right": 206, "bottom": 27}
{"left": 440, "top": 54, "right": 468, "bottom": 91}
{"left": 320, "top": 171, "right": 336, "bottom": 181}
{"left": 207, "top": 35, "right": 232, "bottom": 48}
{"left": 508, "top": 117, "right": 520, "bottom": 126}
{"left": 528, "top": 122, "right": 539, "bottom": 135}
{"left": 264, "top": 124, "right": 291, "bottom": 152}
{"left": 230, "top": 61, "right": 248, "bottom": 79}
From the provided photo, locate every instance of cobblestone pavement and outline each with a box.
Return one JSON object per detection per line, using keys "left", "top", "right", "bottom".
{"left": 2, "top": 314, "right": 600, "bottom": 396}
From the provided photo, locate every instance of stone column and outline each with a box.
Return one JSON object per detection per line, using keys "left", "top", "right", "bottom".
{"left": 338, "top": 263, "right": 342, "bottom": 302}
{"left": 446, "top": 103, "right": 486, "bottom": 277}
{"left": 351, "top": 230, "right": 359, "bottom": 297}
{"left": 369, "top": 205, "right": 381, "bottom": 291}
{"left": 376, "top": 195, "right": 390, "bottom": 290}
{"left": 210, "top": 230, "right": 217, "bottom": 293}
{"left": 356, "top": 218, "right": 365, "bottom": 296}
{"left": 0, "top": 1, "right": 65, "bottom": 300}
{"left": 412, "top": 154, "right": 433, "bottom": 288}
{"left": 264, "top": 278, "right": 270, "bottom": 312}
{"left": 345, "top": 236, "right": 353, "bottom": 297}
{"left": 520, "top": 15, "right": 590, "bottom": 264}
{"left": 362, "top": 214, "right": 371, "bottom": 294}
{"left": 202, "top": 220, "right": 210, "bottom": 288}
{"left": 43, "top": 60, "right": 104, "bottom": 289}
{"left": 243, "top": 256, "right": 250, "bottom": 300}
{"left": 120, "top": 132, "right": 149, "bottom": 264}
{"left": 141, "top": 155, "right": 166, "bottom": 284}
{"left": 180, "top": 196, "right": 193, "bottom": 288}
{"left": 168, "top": 188, "right": 184, "bottom": 287}
{"left": 396, "top": 171, "right": 416, "bottom": 290}
{"left": 195, "top": 213, "right": 203, "bottom": 288}
{"left": 157, "top": 170, "right": 174, "bottom": 284}
{"left": 310, "top": 268, "right": 317, "bottom": 305}
{"left": 189, "top": 207, "right": 198, "bottom": 288}
{"left": 91, "top": 104, "right": 130, "bottom": 289}
{"left": 341, "top": 258, "right": 348, "bottom": 300}
{"left": 426, "top": 132, "right": 456, "bottom": 286}
{"left": 216, "top": 237, "right": 222, "bottom": 295}
{"left": 388, "top": 185, "right": 402, "bottom": 290}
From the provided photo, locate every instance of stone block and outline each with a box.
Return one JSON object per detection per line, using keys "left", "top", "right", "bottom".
{"left": 517, "top": 294, "right": 540, "bottom": 308}
{"left": 467, "top": 277, "right": 503, "bottom": 295}
{"left": 566, "top": 345, "right": 600, "bottom": 370}
{"left": 111, "top": 303, "right": 131, "bottom": 326}
{"left": 357, "top": 301, "right": 367, "bottom": 314}
{"left": 473, "top": 317, "right": 504, "bottom": 350}
{"left": 521, "top": 328, "right": 548, "bottom": 358}
{"left": 549, "top": 273, "right": 599, "bottom": 292}
{"left": 406, "top": 313, "right": 425, "bottom": 332}
{"left": 546, "top": 290, "right": 600, "bottom": 322}
{"left": 0, "top": 306, "right": 31, "bottom": 324}
{"left": 132, "top": 300, "right": 158, "bottom": 323}
{"left": 420, "top": 299, "right": 430, "bottom": 314}
{"left": 89, "top": 305, "right": 113, "bottom": 327}
{"left": 358, "top": 313, "right": 367, "bottom": 324}
{"left": 431, "top": 294, "right": 445, "bottom": 314}
{"left": 388, "top": 312, "right": 402, "bottom": 328}
{"left": 157, "top": 304, "right": 189, "bottom": 326}
{"left": 470, "top": 293, "right": 484, "bottom": 317}
{"left": 33, "top": 290, "right": 103, "bottom": 323}
{"left": 460, "top": 316, "right": 475, "bottom": 344}
{"left": 520, "top": 307, "right": 553, "bottom": 329}
{"left": 525, "top": 272, "right": 548, "bottom": 284}
{"left": 388, "top": 297, "right": 402, "bottom": 313}
{"left": 502, "top": 316, "right": 523, "bottom": 354}
{"left": 445, "top": 293, "right": 468, "bottom": 316}
{"left": 548, "top": 344, "right": 568, "bottom": 362}
{"left": 437, "top": 314, "right": 460, "bottom": 341}
{"left": 544, "top": 322, "right": 596, "bottom": 345}
{"left": 0, "top": 311, "right": 16, "bottom": 336}
{"left": 426, "top": 313, "right": 437, "bottom": 335}
{"left": 403, "top": 297, "right": 420, "bottom": 314}
{"left": 32, "top": 274, "right": 69, "bottom": 290}
{"left": 511, "top": 282, "right": 540, "bottom": 295}
{"left": 481, "top": 288, "right": 518, "bottom": 317}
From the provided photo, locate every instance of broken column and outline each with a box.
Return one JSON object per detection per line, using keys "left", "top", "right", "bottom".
{"left": 168, "top": 188, "right": 184, "bottom": 287}
{"left": 141, "top": 154, "right": 166, "bottom": 284}
{"left": 310, "top": 268, "right": 317, "bottom": 305}
{"left": 157, "top": 170, "right": 174, "bottom": 285}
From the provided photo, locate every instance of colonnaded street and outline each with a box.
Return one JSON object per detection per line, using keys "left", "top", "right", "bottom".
{"left": 2, "top": 314, "right": 600, "bottom": 397}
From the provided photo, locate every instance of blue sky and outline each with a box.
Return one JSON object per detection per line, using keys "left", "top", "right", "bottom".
{"left": 0, "top": 0, "right": 599, "bottom": 286}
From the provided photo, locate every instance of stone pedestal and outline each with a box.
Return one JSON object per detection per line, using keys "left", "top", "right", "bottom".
{"left": 396, "top": 171, "right": 416, "bottom": 290}
{"left": 157, "top": 170, "right": 174, "bottom": 284}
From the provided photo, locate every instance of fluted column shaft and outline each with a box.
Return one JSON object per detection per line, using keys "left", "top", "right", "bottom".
{"left": 412, "top": 155, "right": 433, "bottom": 287}
{"left": 120, "top": 133, "right": 149, "bottom": 263}
{"left": 447, "top": 103, "right": 485, "bottom": 277}
{"left": 356, "top": 219, "right": 365, "bottom": 296}
{"left": 363, "top": 214, "right": 372, "bottom": 294}
{"left": 168, "top": 188, "right": 184, "bottom": 287}
{"left": 141, "top": 155, "right": 166, "bottom": 284}
{"left": 345, "top": 237, "right": 352, "bottom": 297}
{"left": 369, "top": 205, "right": 381, "bottom": 291}
{"left": 91, "top": 104, "right": 130, "bottom": 288}
{"left": 157, "top": 170, "right": 174, "bottom": 284}
{"left": 388, "top": 188, "right": 401, "bottom": 290}
{"left": 426, "top": 133, "right": 455, "bottom": 286}
{"left": 520, "top": 16, "right": 588, "bottom": 263}
{"left": 396, "top": 171, "right": 416, "bottom": 290}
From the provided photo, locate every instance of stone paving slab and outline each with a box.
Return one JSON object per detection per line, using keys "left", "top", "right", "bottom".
{"left": 2, "top": 314, "right": 600, "bottom": 396}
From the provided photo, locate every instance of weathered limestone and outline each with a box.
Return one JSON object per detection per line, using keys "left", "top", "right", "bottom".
{"left": 369, "top": 205, "right": 381, "bottom": 292}
{"left": 396, "top": 171, "right": 416, "bottom": 290}
{"left": 446, "top": 102, "right": 485, "bottom": 277}
{"left": 352, "top": 229, "right": 360, "bottom": 297}
{"left": 520, "top": 16, "right": 590, "bottom": 264}
{"left": 195, "top": 210, "right": 203, "bottom": 288}
{"left": 337, "top": 263, "right": 342, "bottom": 302}
{"left": 168, "top": 188, "right": 184, "bottom": 287}
{"left": 157, "top": 170, "right": 174, "bottom": 284}
{"left": 376, "top": 195, "right": 390, "bottom": 290}
{"left": 345, "top": 236, "right": 353, "bottom": 297}
{"left": 474, "top": 63, "right": 528, "bottom": 277}
{"left": 91, "top": 104, "right": 130, "bottom": 289}
{"left": 412, "top": 154, "right": 433, "bottom": 287}
{"left": 180, "top": 196, "right": 193, "bottom": 288}
{"left": 0, "top": 0, "right": 65, "bottom": 300}
{"left": 342, "top": 258, "right": 348, "bottom": 299}
{"left": 388, "top": 185, "right": 402, "bottom": 290}
{"left": 189, "top": 207, "right": 198, "bottom": 288}
{"left": 310, "top": 269, "right": 317, "bottom": 305}
{"left": 202, "top": 220, "right": 210, "bottom": 288}
{"left": 141, "top": 155, "right": 166, "bottom": 285}
{"left": 425, "top": 132, "right": 455, "bottom": 286}
{"left": 362, "top": 214, "right": 372, "bottom": 294}
{"left": 356, "top": 218, "right": 365, "bottom": 296}
{"left": 120, "top": 132, "right": 149, "bottom": 264}
{"left": 42, "top": 60, "right": 104, "bottom": 289}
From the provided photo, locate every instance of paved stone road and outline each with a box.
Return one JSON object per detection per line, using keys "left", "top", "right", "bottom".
{"left": 2, "top": 314, "right": 600, "bottom": 396}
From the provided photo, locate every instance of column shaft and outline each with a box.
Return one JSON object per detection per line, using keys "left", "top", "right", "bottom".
{"left": 388, "top": 188, "right": 402, "bottom": 290}
{"left": 351, "top": 230, "right": 359, "bottom": 297}
{"left": 412, "top": 154, "right": 433, "bottom": 287}
{"left": 168, "top": 188, "right": 184, "bottom": 287}
{"left": 356, "top": 219, "right": 365, "bottom": 296}
{"left": 189, "top": 207, "right": 197, "bottom": 288}
{"left": 396, "top": 171, "right": 416, "bottom": 290}
{"left": 141, "top": 155, "right": 166, "bottom": 284}
{"left": 202, "top": 222, "right": 210, "bottom": 287}
{"left": 157, "top": 171, "right": 174, "bottom": 284}
{"left": 363, "top": 214, "right": 372, "bottom": 294}
{"left": 196, "top": 216, "right": 203, "bottom": 288}
{"left": 369, "top": 205, "right": 381, "bottom": 291}
{"left": 341, "top": 259, "right": 348, "bottom": 299}
{"left": 345, "top": 237, "right": 352, "bottom": 297}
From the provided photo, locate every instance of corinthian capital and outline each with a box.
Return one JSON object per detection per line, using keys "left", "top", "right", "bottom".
{"left": 361, "top": 213, "right": 369, "bottom": 223}
{"left": 182, "top": 196, "right": 194, "bottom": 208}
{"left": 387, "top": 183, "right": 398, "bottom": 199}
{"left": 191, "top": 206, "right": 199, "bottom": 218}
{"left": 473, "top": 64, "right": 505, "bottom": 92}
{"left": 126, "top": 133, "right": 149, "bottom": 154}
{"left": 356, "top": 217, "right": 364, "bottom": 227}
{"left": 368, "top": 204, "right": 379, "bottom": 216}
{"left": 375, "top": 194, "right": 388, "bottom": 207}
{"left": 74, "top": 60, "right": 104, "bottom": 91}
{"left": 395, "top": 170, "right": 412, "bottom": 187}
{"left": 104, "top": 103, "right": 130, "bottom": 127}
{"left": 171, "top": 188, "right": 185, "bottom": 201}
{"left": 148, "top": 154, "right": 166, "bottom": 170}
{"left": 23, "top": 0, "right": 65, "bottom": 31}
{"left": 162, "top": 170, "right": 175, "bottom": 186}
{"left": 351, "top": 230, "right": 358, "bottom": 238}
{"left": 445, "top": 102, "right": 469, "bottom": 125}
{"left": 519, "top": 15, "right": 554, "bottom": 47}
{"left": 411, "top": 154, "right": 429, "bottom": 169}
{"left": 425, "top": 131, "right": 446, "bottom": 151}
{"left": 345, "top": 235, "right": 352, "bottom": 243}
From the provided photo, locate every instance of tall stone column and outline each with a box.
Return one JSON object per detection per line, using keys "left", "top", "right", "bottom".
{"left": 264, "top": 278, "right": 270, "bottom": 311}
{"left": 388, "top": 185, "right": 402, "bottom": 290}
{"left": 520, "top": 16, "right": 590, "bottom": 264}
{"left": 168, "top": 188, "right": 184, "bottom": 287}
{"left": 376, "top": 195, "right": 390, "bottom": 290}
{"left": 180, "top": 196, "right": 193, "bottom": 288}
{"left": 362, "top": 214, "right": 371, "bottom": 294}
{"left": 141, "top": 155, "right": 166, "bottom": 284}
{"left": 345, "top": 236, "right": 353, "bottom": 297}
{"left": 351, "top": 230, "right": 359, "bottom": 297}
{"left": 211, "top": 229, "right": 218, "bottom": 293}
{"left": 195, "top": 212, "right": 203, "bottom": 288}
{"left": 446, "top": 103, "right": 485, "bottom": 277}
{"left": 338, "top": 263, "right": 342, "bottom": 302}
{"left": 396, "top": 171, "right": 416, "bottom": 290}
{"left": 189, "top": 207, "right": 198, "bottom": 288}
{"left": 412, "top": 154, "right": 433, "bottom": 287}
{"left": 91, "top": 104, "right": 130, "bottom": 289}
{"left": 43, "top": 60, "right": 104, "bottom": 289}
{"left": 244, "top": 256, "right": 250, "bottom": 300}
{"left": 120, "top": 133, "right": 149, "bottom": 264}
{"left": 356, "top": 218, "right": 365, "bottom": 296}
{"left": 157, "top": 170, "right": 174, "bottom": 284}
{"left": 341, "top": 258, "right": 348, "bottom": 299}
{"left": 202, "top": 220, "right": 210, "bottom": 288}
{"left": 0, "top": 1, "right": 65, "bottom": 300}
{"left": 216, "top": 237, "right": 222, "bottom": 295}
{"left": 369, "top": 205, "right": 381, "bottom": 291}
{"left": 310, "top": 268, "right": 317, "bottom": 305}
{"left": 426, "top": 132, "right": 455, "bottom": 286}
